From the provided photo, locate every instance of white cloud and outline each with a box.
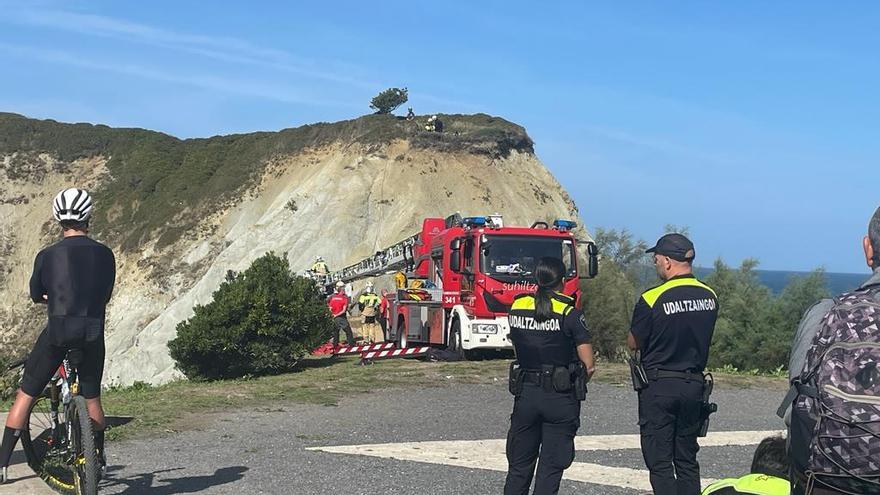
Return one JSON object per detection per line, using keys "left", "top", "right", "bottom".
{"left": 0, "top": 42, "right": 358, "bottom": 108}
{"left": 0, "top": 5, "right": 481, "bottom": 111}
{"left": 7, "top": 7, "right": 378, "bottom": 89}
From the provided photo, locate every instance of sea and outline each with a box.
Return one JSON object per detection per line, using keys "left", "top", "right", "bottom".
{"left": 693, "top": 267, "right": 867, "bottom": 295}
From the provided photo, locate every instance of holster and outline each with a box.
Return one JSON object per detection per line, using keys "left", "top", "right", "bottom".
{"left": 508, "top": 361, "right": 524, "bottom": 397}
{"left": 546, "top": 364, "right": 572, "bottom": 393}
{"left": 571, "top": 362, "right": 588, "bottom": 401}
{"left": 629, "top": 355, "right": 648, "bottom": 391}
{"left": 539, "top": 363, "right": 587, "bottom": 400}
{"left": 698, "top": 372, "right": 717, "bottom": 437}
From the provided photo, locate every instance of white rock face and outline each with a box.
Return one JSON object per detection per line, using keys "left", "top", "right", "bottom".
{"left": 2, "top": 140, "right": 587, "bottom": 385}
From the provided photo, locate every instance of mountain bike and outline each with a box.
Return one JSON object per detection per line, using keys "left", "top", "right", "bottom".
{"left": 7, "top": 349, "right": 100, "bottom": 494}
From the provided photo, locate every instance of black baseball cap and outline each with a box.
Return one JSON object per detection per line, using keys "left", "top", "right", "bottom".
{"left": 646, "top": 233, "right": 695, "bottom": 262}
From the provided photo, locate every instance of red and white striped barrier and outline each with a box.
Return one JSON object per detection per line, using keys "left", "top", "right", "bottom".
{"left": 334, "top": 342, "right": 396, "bottom": 355}
{"left": 360, "top": 346, "right": 431, "bottom": 362}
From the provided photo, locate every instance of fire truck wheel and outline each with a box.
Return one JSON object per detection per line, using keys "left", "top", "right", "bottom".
{"left": 448, "top": 319, "right": 476, "bottom": 360}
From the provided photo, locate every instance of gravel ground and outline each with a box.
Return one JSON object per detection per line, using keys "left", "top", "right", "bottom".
{"left": 99, "top": 379, "right": 785, "bottom": 494}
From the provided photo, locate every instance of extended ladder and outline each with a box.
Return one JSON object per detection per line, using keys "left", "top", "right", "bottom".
{"left": 322, "top": 232, "right": 420, "bottom": 289}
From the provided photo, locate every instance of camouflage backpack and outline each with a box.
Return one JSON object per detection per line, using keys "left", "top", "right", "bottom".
{"left": 788, "top": 285, "right": 880, "bottom": 494}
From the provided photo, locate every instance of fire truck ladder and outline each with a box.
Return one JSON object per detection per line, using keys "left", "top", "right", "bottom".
{"left": 325, "top": 232, "right": 420, "bottom": 288}
{"left": 322, "top": 214, "right": 463, "bottom": 289}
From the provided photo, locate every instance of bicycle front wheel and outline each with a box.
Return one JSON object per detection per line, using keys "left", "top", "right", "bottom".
{"left": 69, "top": 395, "right": 98, "bottom": 495}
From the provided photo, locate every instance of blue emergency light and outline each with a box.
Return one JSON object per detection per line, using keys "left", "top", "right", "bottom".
{"left": 462, "top": 216, "right": 488, "bottom": 227}
{"left": 553, "top": 219, "right": 577, "bottom": 231}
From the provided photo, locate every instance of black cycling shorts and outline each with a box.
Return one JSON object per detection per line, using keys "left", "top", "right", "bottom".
{"left": 21, "top": 326, "right": 105, "bottom": 399}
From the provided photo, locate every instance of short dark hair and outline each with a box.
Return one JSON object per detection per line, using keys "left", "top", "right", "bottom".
{"left": 751, "top": 435, "right": 788, "bottom": 480}
{"left": 60, "top": 219, "right": 89, "bottom": 231}
{"left": 870, "top": 207, "right": 880, "bottom": 266}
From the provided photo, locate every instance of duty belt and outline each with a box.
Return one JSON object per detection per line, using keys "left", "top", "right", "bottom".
{"left": 522, "top": 370, "right": 543, "bottom": 385}
{"left": 646, "top": 369, "right": 704, "bottom": 382}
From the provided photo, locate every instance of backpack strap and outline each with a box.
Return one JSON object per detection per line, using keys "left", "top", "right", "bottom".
{"left": 777, "top": 385, "right": 798, "bottom": 419}
{"left": 776, "top": 381, "right": 819, "bottom": 419}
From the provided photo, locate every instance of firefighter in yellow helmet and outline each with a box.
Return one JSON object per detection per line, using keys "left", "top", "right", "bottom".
{"left": 311, "top": 256, "right": 329, "bottom": 275}
{"left": 358, "top": 282, "right": 383, "bottom": 343}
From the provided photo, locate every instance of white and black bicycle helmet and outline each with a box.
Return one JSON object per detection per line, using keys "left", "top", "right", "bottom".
{"left": 52, "top": 188, "right": 93, "bottom": 222}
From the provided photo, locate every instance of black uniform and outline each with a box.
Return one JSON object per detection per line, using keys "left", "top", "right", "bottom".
{"left": 504, "top": 292, "right": 590, "bottom": 495}
{"left": 630, "top": 274, "right": 718, "bottom": 495}
{"left": 23, "top": 235, "right": 116, "bottom": 399}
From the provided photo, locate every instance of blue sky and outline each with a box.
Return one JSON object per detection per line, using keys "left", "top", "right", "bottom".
{"left": 1, "top": 1, "right": 877, "bottom": 273}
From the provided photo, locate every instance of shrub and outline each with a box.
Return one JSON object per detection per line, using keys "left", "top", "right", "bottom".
{"left": 168, "top": 252, "right": 334, "bottom": 380}
{"left": 705, "top": 259, "right": 828, "bottom": 371}
{"left": 581, "top": 259, "right": 638, "bottom": 360}
{"left": 369, "top": 87, "right": 408, "bottom": 114}
{"left": 581, "top": 228, "right": 651, "bottom": 360}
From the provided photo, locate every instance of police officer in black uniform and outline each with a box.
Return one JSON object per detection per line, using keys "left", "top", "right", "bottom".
{"left": 504, "top": 257, "right": 596, "bottom": 495}
{"left": 627, "top": 233, "right": 718, "bottom": 495}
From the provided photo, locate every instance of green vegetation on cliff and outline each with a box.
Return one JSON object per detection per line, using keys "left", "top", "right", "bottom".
{"left": 0, "top": 112, "right": 532, "bottom": 251}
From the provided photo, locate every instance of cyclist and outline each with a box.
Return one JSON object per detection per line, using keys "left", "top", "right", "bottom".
{"left": 0, "top": 188, "right": 116, "bottom": 483}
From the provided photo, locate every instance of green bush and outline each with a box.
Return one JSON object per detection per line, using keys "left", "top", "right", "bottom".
{"left": 581, "top": 259, "right": 638, "bottom": 360}
{"left": 705, "top": 259, "right": 828, "bottom": 371}
{"left": 580, "top": 228, "right": 654, "bottom": 360}
{"left": 369, "top": 87, "right": 408, "bottom": 114}
{"left": 168, "top": 252, "right": 334, "bottom": 380}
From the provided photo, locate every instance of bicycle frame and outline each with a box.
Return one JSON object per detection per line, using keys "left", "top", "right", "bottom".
{"left": 45, "top": 359, "right": 78, "bottom": 457}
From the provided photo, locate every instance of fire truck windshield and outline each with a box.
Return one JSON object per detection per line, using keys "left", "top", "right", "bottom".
{"left": 480, "top": 235, "right": 576, "bottom": 279}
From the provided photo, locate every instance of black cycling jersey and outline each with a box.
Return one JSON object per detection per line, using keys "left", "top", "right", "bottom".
{"left": 22, "top": 235, "right": 115, "bottom": 399}
{"left": 29, "top": 235, "right": 115, "bottom": 345}
{"left": 508, "top": 292, "right": 591, "bottom": 370}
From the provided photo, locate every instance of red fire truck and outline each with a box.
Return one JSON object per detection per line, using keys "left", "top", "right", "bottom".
{"left": 327, "top": 214, "right": 598, "bottom": 359}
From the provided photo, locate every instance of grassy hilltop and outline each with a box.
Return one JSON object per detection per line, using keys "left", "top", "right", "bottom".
{"left": 0, "top": 112, "right": 532, "bottom": 251}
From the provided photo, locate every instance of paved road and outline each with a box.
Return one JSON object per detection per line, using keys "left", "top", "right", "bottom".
{"left": 97, "top": 379, "right": 786, "bottom": 495}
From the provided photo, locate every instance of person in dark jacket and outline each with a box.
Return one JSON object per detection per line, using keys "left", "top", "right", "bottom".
{"left": 503, "top": 257, "right": 595, "bottom": 495}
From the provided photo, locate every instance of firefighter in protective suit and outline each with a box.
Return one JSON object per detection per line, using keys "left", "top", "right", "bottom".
{"left": 358, "top": 282, "right": 383, "bottom": 343}
{"left": 504, "top": 257, "right": 596, "bottom": 495}
{"left": 311, "top": 256, "right": 329, "bottom": 275}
